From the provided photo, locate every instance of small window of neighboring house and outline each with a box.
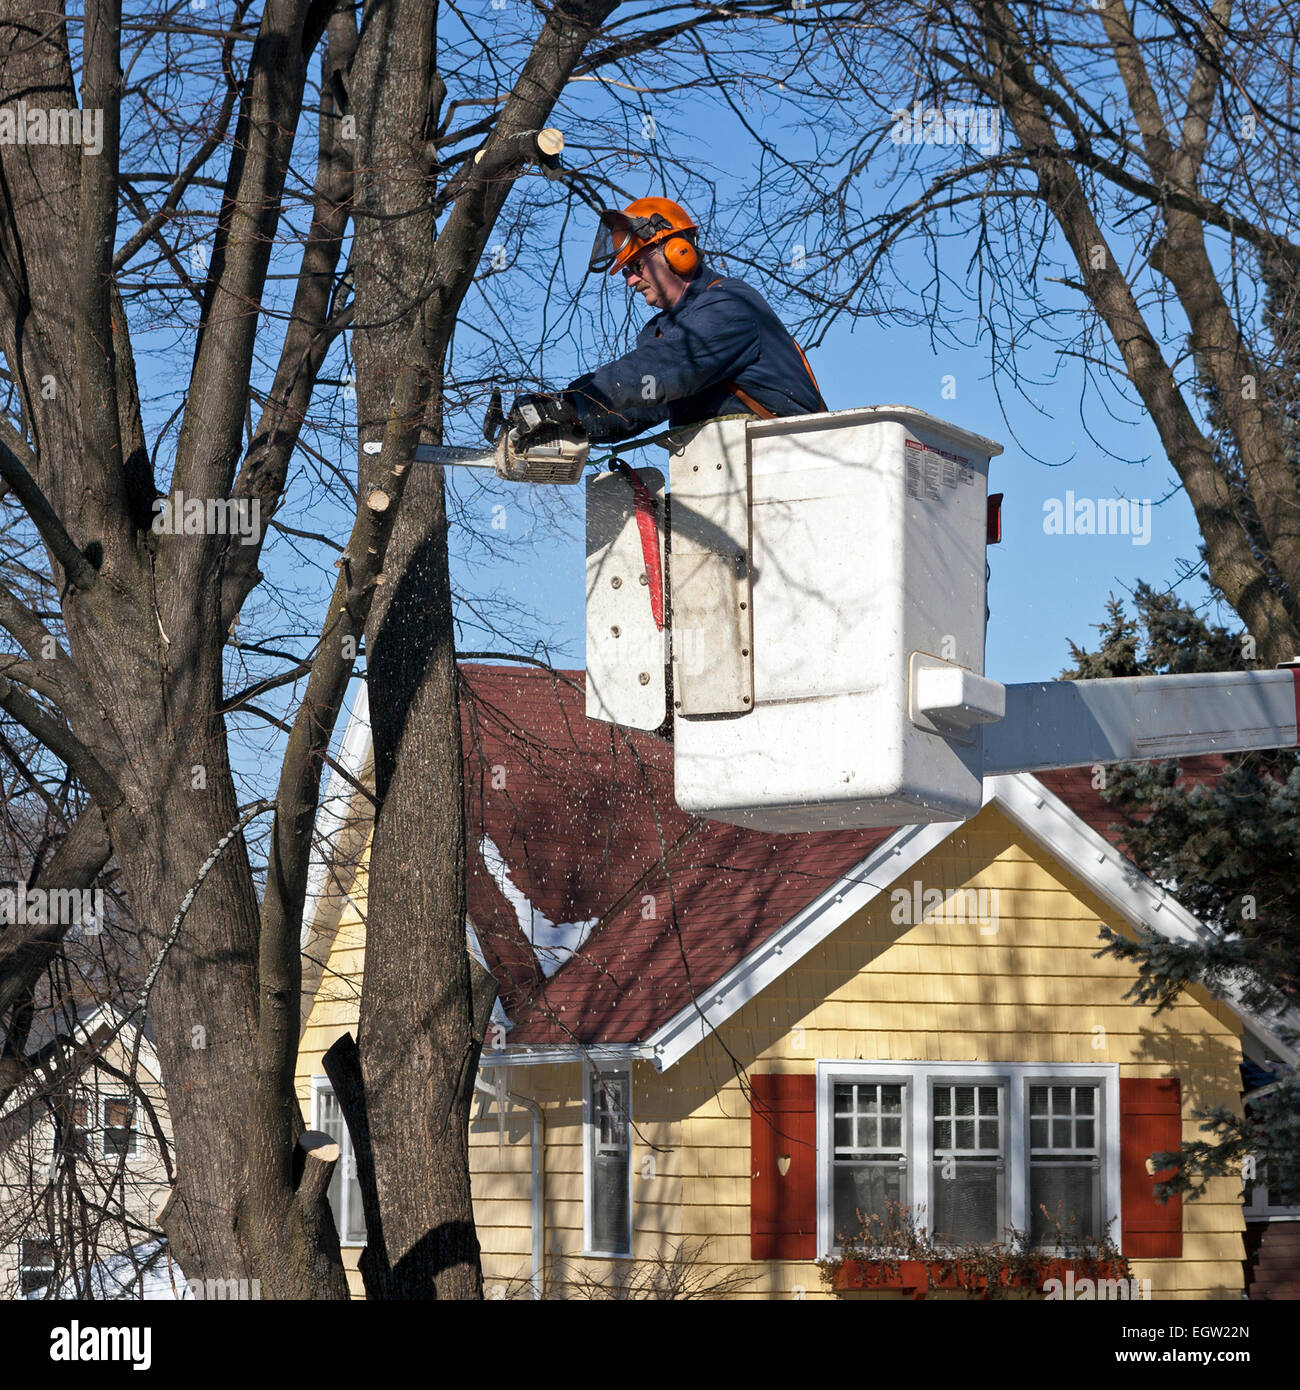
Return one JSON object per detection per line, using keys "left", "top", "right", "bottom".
{"left": 586, "top": 1068, "right": 632, "bottom": 1256}
{"left": 314, "top": 1081, "right": 367, "bottom": 1245}
{"left": 1028, "top": 1083, "right": 1101, "bottom": 1242}
{"left": 18, "top": 1238, "right": 56, "bottom": 1296}
{"left": 102, "top": 1097, "right": 139, "bottom": 1158}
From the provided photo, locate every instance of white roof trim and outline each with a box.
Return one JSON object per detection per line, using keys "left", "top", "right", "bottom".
{"left": 480, "top": 1044, "right": 650, "bottom": 1069}
{"left": 645, "top": 819, "right": 959, "bottom": 1072}
{"left": 300, "top": 680, "right": 373, "bottom": 951}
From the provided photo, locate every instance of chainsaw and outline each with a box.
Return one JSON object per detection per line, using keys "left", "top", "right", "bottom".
{"left": 394, "top": 389, "right": 590, "bottom": 485}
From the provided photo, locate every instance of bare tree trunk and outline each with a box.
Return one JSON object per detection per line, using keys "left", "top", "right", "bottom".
{"left": 360, "top": 460, "right": 480, "bottom": 1298}
{"left": 980, "top": 1, "right": 1300, "bottom": 665}
{"left": 345, "top": 0, "right": 478, "bottom": 1300}
{"left": 348, "top": 0, "right": 618, "bottom": 1298}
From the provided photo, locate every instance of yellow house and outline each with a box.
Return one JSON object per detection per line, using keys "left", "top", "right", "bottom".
{"left": 297, "top": 665, "right": 1299, "bottom": 1300}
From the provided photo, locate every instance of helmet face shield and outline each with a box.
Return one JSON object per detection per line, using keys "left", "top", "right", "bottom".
{"left": 588, "top": 210, "right": 636, "bottom": 275}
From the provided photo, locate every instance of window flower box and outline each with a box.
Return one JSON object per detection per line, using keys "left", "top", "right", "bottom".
{"left": 832, "top": 1257, "right": 1128, "bottom": 1298}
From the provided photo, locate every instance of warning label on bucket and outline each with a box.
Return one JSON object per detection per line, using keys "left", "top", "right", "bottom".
{"left": 905, "top": 438, "right": 975, "bottom": 501}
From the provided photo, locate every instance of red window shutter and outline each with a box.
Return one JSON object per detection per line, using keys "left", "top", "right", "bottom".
{"left": 750, "top": 1072, "right": 817, "bottom": 1261}
{"left": 1120, "top": 1077, "right": 1183, "bottom": 1258}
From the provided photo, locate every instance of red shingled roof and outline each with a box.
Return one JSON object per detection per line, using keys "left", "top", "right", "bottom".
{"left": 459, "top": 666, "right": 1234, "bottom": 1048}
{"left": 461, "top": 665, "right": 899, "bottom": 1044}
{"left": 460, "top": 664, "right": 691, "bottom": 1014}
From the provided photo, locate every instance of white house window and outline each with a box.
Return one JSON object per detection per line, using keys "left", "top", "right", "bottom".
{"left": 818, "top": 1062, "right": 1119, "bottom": 1257}
{"left": 102, "top": 1097, "right": 138, "bottom": 1158}
{"left": 18, "top": 1238, "right": 56, "bottom": 1296}
{"left": 586, "top": 1068, "right": 631, "bottom": 1256}
{"left": 1244, "top": 1162, "right": 1300, "bottom": 1222}
{"left": 832, "top": 1082, "right": 907, "bottom": 1244}
{"left": 55, "top": 1088, "right": 143, "bottom": 1162}
{"left": 931, "top": 1082, "right": 1004, "bottom": 1244}
{"left": 1028, "top": 1084, "right": 1101, "bottom": 1241}
{"left": 313, "top": 1081, "right": 367, "bottom": 1245}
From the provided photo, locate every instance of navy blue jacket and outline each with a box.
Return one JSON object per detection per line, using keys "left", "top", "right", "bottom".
{"left": 565, "top": 263, "right": 826, "bottom": 443}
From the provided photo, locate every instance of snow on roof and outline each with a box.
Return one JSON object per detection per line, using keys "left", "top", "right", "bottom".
{"left": 479, "top": 834, "right": 598, "bottom": 978}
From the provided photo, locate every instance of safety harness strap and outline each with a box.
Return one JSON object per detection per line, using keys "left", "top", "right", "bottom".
{"left": 725, "top": 382, "right": 778, "bottom": 420}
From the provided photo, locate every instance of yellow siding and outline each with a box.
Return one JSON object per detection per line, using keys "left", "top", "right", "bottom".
{"left": 296, "top": 838, "right": 370, "bottom": 1300}
{"left": 299, "top": 804, "right": 1247, "bottom": 1300}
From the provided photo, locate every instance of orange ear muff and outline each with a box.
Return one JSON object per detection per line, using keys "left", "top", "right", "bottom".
{"left": 662, "top": 235, "right": 698, "bottom": 275}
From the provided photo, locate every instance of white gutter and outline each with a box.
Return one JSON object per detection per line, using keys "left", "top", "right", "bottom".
{"left": 475, "top": 1072, "right": 545, "bottom": 1300}
{"left": 483, "top": 1044, "right": 649, "bottom": 1068}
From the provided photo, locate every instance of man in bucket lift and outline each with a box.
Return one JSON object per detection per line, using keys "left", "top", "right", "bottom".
{"left": 507, "top": 198, "right": 826, "bottom": 446}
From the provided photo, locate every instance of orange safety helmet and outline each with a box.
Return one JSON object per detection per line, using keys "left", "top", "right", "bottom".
{"left": 588, "top": 197, "right": 699, "bottom": 277}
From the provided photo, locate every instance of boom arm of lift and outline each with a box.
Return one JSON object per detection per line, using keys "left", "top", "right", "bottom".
{"left": 978, "top": 667, "right": 1300, "bottom": 775}
{"left": 912, "top": 656, "right": 1300, "bottom": 775}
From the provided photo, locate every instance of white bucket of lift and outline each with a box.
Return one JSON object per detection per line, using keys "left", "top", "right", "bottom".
{"left": 665, "top": 406, "right": 1003, "bottom": 832}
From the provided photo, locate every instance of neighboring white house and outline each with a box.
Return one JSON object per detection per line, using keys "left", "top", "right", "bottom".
{"left": 0, "top": 1002, "right": 177, "bottom": 1299}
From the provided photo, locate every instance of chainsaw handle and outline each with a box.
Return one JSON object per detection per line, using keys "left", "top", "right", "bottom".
{"left": 483, "top": 389, "right": 505, "bottom": 445}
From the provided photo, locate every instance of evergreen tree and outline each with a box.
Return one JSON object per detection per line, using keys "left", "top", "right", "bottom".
{"left": 1063, "top": 584, "right": 1300, "bottom": 1204}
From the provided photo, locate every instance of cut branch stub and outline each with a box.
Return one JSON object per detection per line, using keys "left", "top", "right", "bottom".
{"left": 299, "top": 1128, "right": 341, "bottom": 1162}
{"left": 366, "top": 489, "right": 392, "bottom": 513}
{"left": 153, "top": 1188, "right": 177, "bottom": 1227}
{"left": 296, "top": 1128, "right": 341, "bottom": 1211}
